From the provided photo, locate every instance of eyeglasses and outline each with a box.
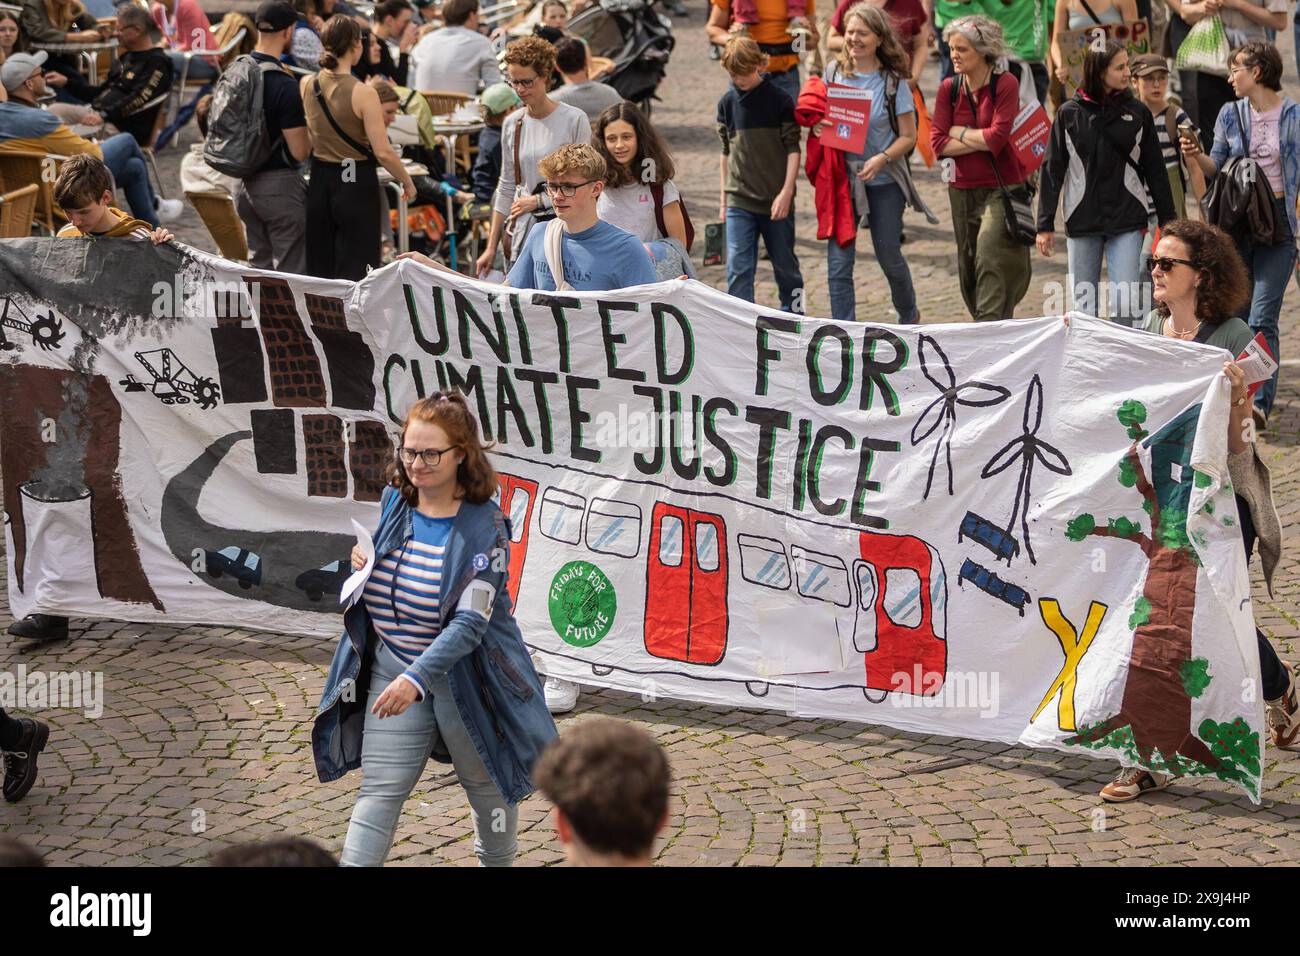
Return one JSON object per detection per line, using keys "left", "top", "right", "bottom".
{"left": 399, "top": 445, "right": 458, "bottom": 466}
{"left": 544, "top": 179, "right": 596, "bottom": 196}
{"left": 1146, "top": 255, "right": 1196, "bottom": 274}
{"left": 508, "top": 75, "right": 538, "bottom": 89}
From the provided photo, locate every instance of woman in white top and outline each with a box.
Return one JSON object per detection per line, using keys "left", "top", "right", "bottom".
{"left": 476, "top": 36, "right": 589, "bottom": 275}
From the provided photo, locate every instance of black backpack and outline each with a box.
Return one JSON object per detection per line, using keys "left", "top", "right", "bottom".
{"left": 1202, "top": 103, "right": 1281, "bottom": 245}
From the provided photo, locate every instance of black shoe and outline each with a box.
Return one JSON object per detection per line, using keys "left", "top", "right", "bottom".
{"left": 7, "top": 615, "right": 68, "bottom": 643}
{"left": 3, "top": 718, "right": 50, "bottom": 802}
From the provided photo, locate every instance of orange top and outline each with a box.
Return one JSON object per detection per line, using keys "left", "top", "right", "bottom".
{"left": 712, "top": 0, "right": 815, "bottom": 74}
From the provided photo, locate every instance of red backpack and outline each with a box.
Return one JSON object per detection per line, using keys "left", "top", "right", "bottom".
{"left": 650, "top": 182, "right": 695, "bottom": 252}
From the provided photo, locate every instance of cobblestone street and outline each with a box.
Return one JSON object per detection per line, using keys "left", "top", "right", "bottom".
{"left": 2, "top": 0, "right": 1299, "bottom": 865}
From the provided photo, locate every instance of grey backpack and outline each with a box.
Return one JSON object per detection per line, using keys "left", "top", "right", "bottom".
{"left": 203, "top": 55, "right": 286, "bottom": 179}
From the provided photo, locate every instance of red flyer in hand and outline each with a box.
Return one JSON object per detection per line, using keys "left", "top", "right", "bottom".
{"left": 820, "top": 84, "right": 872, "bottom": 154}
{"left": 1011, "top": 100, "right": 1051, "bottom": 174}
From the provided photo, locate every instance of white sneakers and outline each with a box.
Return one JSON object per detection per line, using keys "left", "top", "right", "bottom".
{"left": 544, "top": 676, "right": 580, "bottom": 714}
{"left": 155, "top": 198, "right": 184, "bottom": 222}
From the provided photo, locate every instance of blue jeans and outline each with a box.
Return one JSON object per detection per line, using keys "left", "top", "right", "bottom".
{"left": 826, "top": 180, "right": 917, "bottom": 323}
{"left": 339, "top": 638, "right": 518, "bottom": 867}
{"left": 726, "top": 205, "right": 804, "bottom": 313}
{"left": 99, "top": 133, "right": 159, "bottom": 226}
{"left": 1065, "top": 230, "right": 1146, "bottom": 325}
{"left": 763, "top": 67, "right": 800, "bottom": 104}
{"left": 1236, "top": 196, "right": 1296, "bottom": 418}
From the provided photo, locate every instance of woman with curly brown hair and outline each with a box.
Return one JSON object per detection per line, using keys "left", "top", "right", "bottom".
{"left": 475, "top": 35, "right": 589, "bottom": 276}
{"left": 314, "top": 390, "right": 557, "bottom": 865}
{"left": 1100, "top": 219, "right": 1299, "bottom": 802}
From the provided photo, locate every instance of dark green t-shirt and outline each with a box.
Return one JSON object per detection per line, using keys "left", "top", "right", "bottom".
{"left": 1139, "top": 311, "right": 1253, "bottom": 357}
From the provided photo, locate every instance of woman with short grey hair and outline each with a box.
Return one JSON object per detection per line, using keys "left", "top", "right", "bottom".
{"left": 929, "top": 14, "right": 1032, "bottom": 322}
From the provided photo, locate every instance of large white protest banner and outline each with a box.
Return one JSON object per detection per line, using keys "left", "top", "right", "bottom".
{"left": 0, "top": 240, "right": 1265, "bottom": 798}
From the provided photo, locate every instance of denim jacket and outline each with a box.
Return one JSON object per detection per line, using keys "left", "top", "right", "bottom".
{"left": 1210, "top": 96, "right": 1300, "bottom": 240}
{"left": 311, "top": 487, "right": 558, "bottom": 804}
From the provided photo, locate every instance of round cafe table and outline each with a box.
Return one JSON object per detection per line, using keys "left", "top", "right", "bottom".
{"left": 431, "top": 116, "right": 484, "bottom": 271}
{"left": 30, "top": 39, "right": 119, "bottom": 86}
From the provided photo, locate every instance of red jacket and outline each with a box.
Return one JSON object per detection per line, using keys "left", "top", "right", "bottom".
{"left": 794, "top": 75, "right": 856, "bottom": 248}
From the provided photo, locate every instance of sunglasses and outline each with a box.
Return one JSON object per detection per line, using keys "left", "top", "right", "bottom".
{"left": 1146, "top": 255, "right": 1195, "bottom": 273}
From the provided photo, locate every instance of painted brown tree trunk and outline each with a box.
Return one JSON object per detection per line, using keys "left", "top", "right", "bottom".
{"left": 1100, "top": 545, "right": 1219, "bottom": 770}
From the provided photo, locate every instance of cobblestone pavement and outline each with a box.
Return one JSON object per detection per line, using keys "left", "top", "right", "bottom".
{"left": 2, "top": 2, "right": 1300, "bottom": 866}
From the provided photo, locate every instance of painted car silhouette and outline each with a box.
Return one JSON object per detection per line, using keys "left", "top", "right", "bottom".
{"left": 203, "top": 546, "right": 262, "bottom": 589}
{"left": 295, "top": 559, "right": 350, "bottom": 602}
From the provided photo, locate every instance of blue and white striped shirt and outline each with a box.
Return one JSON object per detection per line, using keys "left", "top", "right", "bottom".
{"left": 363, "top": 513, "right": 453, "bottom": 690}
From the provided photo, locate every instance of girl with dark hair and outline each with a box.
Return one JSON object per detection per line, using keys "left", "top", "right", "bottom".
{"left": 300, "top": 14, "right": 415, "bottom": 279}
{"left": 1102, "top": 219, "right": 1298, "bottom": 801}
{"left": 809, "top": 2, "right": 927, "bottom": 322}
{"left": 1036, "top": 41, "right": 1175, "bottom": 327}
{"left": 0, "top": 11, "right": 27, "bottom": 62}
{"left": 314, "top": 390, "right": 558, "bottom": 865}
{"left": 1181, "top": 40, "right": 1298, "bottom": 429}
{"left": 593, "top": 102, "right": 693, "bottom": 278}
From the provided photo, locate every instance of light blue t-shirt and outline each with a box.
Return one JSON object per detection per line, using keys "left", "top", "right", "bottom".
{"left": 507, "top": 219, "right": 658, "bottom": 291}
{"left": 828, "top": 67, "right": 915, "bottom": 184}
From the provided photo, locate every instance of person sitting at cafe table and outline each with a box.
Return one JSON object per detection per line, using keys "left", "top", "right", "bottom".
{"left": 19, "top": 0, "right": 106, "bottom": 102}
{"left": 0, "top": 50, "right": 182, "bottom": 230}
{"left": 78, "top": 3, "right": 172, "bottom": 146}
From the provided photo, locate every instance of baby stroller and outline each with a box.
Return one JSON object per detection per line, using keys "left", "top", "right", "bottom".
{"left": 567, "top": 0, "right": 674, "bottom": 113}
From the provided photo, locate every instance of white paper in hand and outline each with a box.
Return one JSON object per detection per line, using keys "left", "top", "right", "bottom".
{"left": 1236, "top": 333, "right": 1278, "bottom": 390}
{"left": 339, "top": 519, "right": 375, "bottom": 605}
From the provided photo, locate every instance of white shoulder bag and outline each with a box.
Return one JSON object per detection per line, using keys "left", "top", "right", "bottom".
{"left": 543, "top": 219, "right": 574, "bottom": 291}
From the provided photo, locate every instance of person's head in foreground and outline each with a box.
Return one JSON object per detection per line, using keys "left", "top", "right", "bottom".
{"left": 388, "top": 390, "right": 497, "bottom": 506}
{"left": 1149, "top": 219, "right": 1250, "bottom": 325}
{"left": 534, "top": 717, "right": 670, "bottom": 866}
{"left": 209, "top": 837, "right": 338, "bottom": 866}
{"left": 0, "top": 835, "right": 45, "bottom": 867}
{"left": 539, "top": 142, "right": 605, "bottom": 229}
{"left": 721, "top": 35, "right": 767, "bottom": 90}
{"left": 54, "top": 154, "right": 123, "bottom": 235}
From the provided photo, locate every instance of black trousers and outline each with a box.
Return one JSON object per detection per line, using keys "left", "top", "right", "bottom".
{"left": 0, "top": 706, "right": 22, "bottom": 748}
{"left": 47, "top": 54, "right": 96, "bottom": 104}
{"left": 1195, "top": 73, "right": 1235, "bottom": 154}
{"left": 306, "top": 157, "right": 380, "bottom": 282}
{"left": 1237, "top": 494, "right": 1289, "bottom": 701}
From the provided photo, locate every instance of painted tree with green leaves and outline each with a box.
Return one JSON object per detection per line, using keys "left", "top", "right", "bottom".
{"left": 1063, "top": 399, "right": 1219, "bottom": 771}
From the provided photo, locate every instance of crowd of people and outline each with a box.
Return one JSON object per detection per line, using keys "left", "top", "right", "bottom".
{"left": 0, "top": 0, "right": 1299, "bottom": 863}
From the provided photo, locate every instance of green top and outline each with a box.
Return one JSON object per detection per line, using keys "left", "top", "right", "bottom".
{"left": 935, "top": 0, "right": 979, "bottom": 28}
{"left": 988, "top": 0, "right": 1053, "bottom": 62}
{"left": 1139, "top": 311, "right": 1254, "bottom": 356}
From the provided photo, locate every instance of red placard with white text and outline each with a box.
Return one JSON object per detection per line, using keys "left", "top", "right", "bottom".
{"left": 1236, "top": 333, "right": 1277, "bottom": 399}
{"left": 1011, "top": 100, "right": 1051, "bottom": 174}
{"left": 821, "top": 84, "right": 872, "bottom": 154}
